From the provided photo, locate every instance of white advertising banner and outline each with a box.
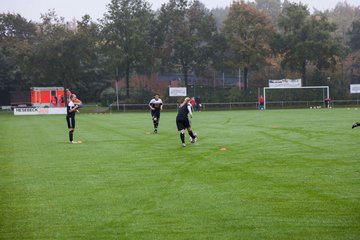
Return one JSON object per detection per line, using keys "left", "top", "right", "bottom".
{"left": 350, "top": 84, "right": 360, "bottom": 93}
{"left": 269, "top": 79, "right": 302, "bottom": 88}
{"left": 14, "top": 107, "right": 67, "bottom": 116}
{"left": 169, "top": 87, "right": 187, "bottom": 97}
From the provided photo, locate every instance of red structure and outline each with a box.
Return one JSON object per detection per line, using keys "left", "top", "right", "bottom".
{"left": 30, "top": 87, "right": 66, "bottom": 107}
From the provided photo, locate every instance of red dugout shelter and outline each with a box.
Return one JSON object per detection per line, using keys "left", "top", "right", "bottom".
{"left": 30, "top": 87, "right": 66, "bottom": 107}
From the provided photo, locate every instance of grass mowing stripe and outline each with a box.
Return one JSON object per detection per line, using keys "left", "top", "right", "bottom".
{"left": 0, "top": 109, "right": 359, "bottom": 239}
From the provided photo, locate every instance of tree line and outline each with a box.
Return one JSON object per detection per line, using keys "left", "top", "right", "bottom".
{"left": 1, "top": 0, "right": 359, "bottom": 104}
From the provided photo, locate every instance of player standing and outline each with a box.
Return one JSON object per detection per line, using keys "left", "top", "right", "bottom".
{"left": 66, "top": 94, "right": 80, "bottom": 144}
{"left": 259, "top": 95, "right": 265, "bottom": 110}
{"left": 176, "top": 97, "right": 197, "bottom": 147}
{"left": 190, "top": 97, "right": 196, "bottom": 111}
{"left": 149, "top": 94, "right": 163, "bottom": 134}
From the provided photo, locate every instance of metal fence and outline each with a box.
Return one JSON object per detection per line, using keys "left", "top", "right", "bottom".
{"left": 3, "top": 100, "right": 360, "bottom": 114}
{"left": 105, "top": 99, "right": 360, "bottom": 112}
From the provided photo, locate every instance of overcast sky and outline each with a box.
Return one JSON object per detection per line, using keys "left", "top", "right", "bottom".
{"left": 1, "top": 0, "right": 359, "bottom": 22}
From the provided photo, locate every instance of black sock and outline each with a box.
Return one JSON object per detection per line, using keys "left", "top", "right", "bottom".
{"left": 69, "top": 131, "right": 73, "bottom": 142}
{"left": 180, "top": 132, "right": 185, "bottom": 143}
{"left": 188, "top": 130, "right": 196, "bottom": 138}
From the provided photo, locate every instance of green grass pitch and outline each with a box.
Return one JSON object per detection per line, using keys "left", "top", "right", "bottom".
{"left": 1, "top": 109, "right": 359, "bottom": 239}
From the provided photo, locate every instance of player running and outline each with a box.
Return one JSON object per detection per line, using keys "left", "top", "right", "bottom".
{"left": 149, "top": 94, "right": 163, "bottom": 134}
{"left": 66, "top": 94, "right": 80, "bottom": 144}
{"left": 176, "top": 97, "right": 198, "bottom": 147}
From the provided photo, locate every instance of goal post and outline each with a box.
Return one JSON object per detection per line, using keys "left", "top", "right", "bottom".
{"left": 263, "top": 86, "right": 329, "bottom": 109}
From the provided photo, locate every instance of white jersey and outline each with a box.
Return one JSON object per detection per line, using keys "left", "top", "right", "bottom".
{"left": 149, "top": 98, "right": 163, "bottom": 111}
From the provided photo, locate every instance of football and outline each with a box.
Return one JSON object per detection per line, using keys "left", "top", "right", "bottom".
{"left": 190, "top": 133, "right": 198, "bottom": 143}
{"left": 74, "top": 99, "right": 83, "bottom": 108}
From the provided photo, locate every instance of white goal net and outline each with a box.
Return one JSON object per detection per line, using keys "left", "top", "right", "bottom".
{"left": 263, "top": 86, "right": 330, "bottom": 109}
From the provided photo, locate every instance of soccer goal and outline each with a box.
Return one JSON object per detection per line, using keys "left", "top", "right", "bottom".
{"left": 263, "top": 86, "right": 329, "bottom": 109}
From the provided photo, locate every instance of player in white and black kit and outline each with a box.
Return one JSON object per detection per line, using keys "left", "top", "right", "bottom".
{"left": 149, "top": 94, "right": 163, "bottom": 134}
{"left": 66, "top": 94, "right": 80, "bottom": 143}
{"left": 176, "top": 97, "right": 197, "bottom": 147}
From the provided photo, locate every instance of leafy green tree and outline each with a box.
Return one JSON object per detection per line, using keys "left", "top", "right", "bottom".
{"left": 208, "top": 32, "right": 229, "bottom": 75}
{"left": 0, "top": 48, "right": 12, "bottom": 91}
{"left": 101, "top": 0, "right": 155, "bottom": 97}
{"left": 156, "top": 0, "right": 217, "bottom": 88}
{"left": 211, "top": 7, "right": 229, "bottom": 29}
{"left": 221, "top": 1, "right": 276, "bottom": 89}
{"left": 75, "top": 15, "right": 111, "bottom": 102}
{"left": 325, "top": 2, "right": 359, "bottom": 46}
{"left": 27, "top": 11, "right": 83, "bottom": 94}
{"left": 278, "top": 3, "right": 345, "bottom": 85}
{"left": 23, "top": 11, "right": 108, "bottom": 102}
{"left": 349, "top": 19, "right": 360, "bottom": 51}
{"left": 0, "top": 13, "right": 37, "bottom": 91}
{"left": 254, "top": 0, "right": 282, "bottom": 26}
{"left": 347, "top": 19, "right": 360, "bottom": 86}
{"left": 100, "top": 87, "right": 116, "bottom": 106}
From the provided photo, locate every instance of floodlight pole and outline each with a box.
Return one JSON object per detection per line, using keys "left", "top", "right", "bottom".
{"left": 263, "top": 87, "right": 266, "bottom": 110}
{"left": 239, "top": 67, "right": 241, "bottom": 90}
{"left": 222, "top": 71, "right": 225, "bottom": 87}
{"left": 115, "top": 66, "right": 120, "bottom": 111}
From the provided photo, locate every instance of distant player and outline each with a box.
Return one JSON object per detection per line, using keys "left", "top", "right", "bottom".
{"left": 352, "top": 122, "right": 360, "bottom": 129}
{"left": 176, "top": 97, "right": 197, "bottom": 147}
{"left": 190, "top": 97, "right": 196, "bottom": 111}
{"left": 149, "top": 94, "right": 163, "bottom": 134}
{"left": 259, "top": 95, "right": 265, "bottom": 110}
{"left": 66, "top": 94, "right": 80, "bottom": 144}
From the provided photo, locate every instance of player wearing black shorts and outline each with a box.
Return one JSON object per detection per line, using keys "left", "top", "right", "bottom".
{"left": 66, "top": 94, "right": 80, "bottom": 143}
{"left": 176, "top": 97, "right": 197, "bottom": 147}
{"left": 352, "top": 122, "right": 360, "bottom": 129}
{"left": 149, "top": 94, "right": 163, "bottom": 134}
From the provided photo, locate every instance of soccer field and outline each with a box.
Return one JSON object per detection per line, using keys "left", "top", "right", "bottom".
{"left": 0, "top": 109, "right": 359, "bottom": 239}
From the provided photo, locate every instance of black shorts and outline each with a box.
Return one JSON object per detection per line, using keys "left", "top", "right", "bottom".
{"left": 66, "top": 116, "right": 75, "bottom": 129}
{"left": 176, "top": 117, "right": 190, "bottom": 131}
{"left": 151, "top": 110, "right": 160, "bottom": 119}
